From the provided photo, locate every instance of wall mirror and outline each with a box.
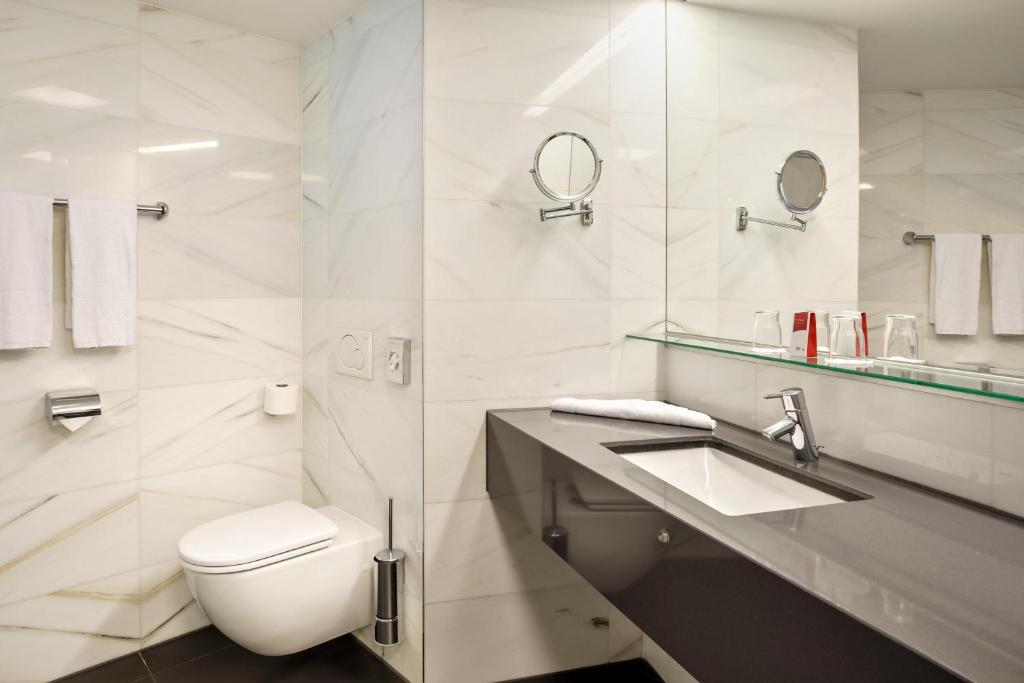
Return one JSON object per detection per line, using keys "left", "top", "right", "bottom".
{"left": 736, "top": 150, "right": 828, "bottom": 233}
{"left": 658, "top": 0, "right": 1024, "bottom": 400}
{"left": 530, "top": 131, "right": 602, "bottom": 225}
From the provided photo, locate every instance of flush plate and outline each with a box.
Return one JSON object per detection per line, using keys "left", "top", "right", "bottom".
{"left": 335, "top": 329, "right": 372, "bottom": 380}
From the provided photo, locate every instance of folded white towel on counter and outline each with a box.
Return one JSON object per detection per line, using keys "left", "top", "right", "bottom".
{"left": 550, "top": 398, "right": 715, "bottom": 430}
{"left": 0, "top": 191, "right": 53, "bottom": 349}
{"left": 928, "top": 234, "right": 982, "bottom": 335}
{"left": 66, "top": 198, "right": 137, "bottom": 348}
{"left": 988, "top": 234, "right": 1024, "bottom": 335}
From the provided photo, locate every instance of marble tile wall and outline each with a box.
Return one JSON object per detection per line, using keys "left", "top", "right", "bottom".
{"left": 0, "top": 2, "right": 301, "bottom": 680}
{"left": 666, "top": 344, "right": 1024, "bottom": 518}
{"left": 300, "top": 0, "right": 424, "bottom": 680}
{"left": 665, "top": 2, "right": 861, "bottom": 342}
{"left": 859, "top": 87, "right": 1024, "bottom": 368}
{"left": 421, "top": 0, "right": 666, "bottom": 680}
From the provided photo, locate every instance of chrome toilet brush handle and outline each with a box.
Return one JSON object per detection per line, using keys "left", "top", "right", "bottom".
{"left": 374, "top": 497, "right": 404, "bottom": 646}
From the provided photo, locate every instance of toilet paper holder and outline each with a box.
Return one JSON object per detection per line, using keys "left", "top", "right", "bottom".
{"left": 45, "top": 388, "right": 102, "bottom": 425}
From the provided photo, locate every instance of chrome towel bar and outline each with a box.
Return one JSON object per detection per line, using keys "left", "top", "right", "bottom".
{"left": 52, "top": 198, "right": 169, "bottom": 219}
{"left": 903, "top": 231, "right": 991, "bottom": 245}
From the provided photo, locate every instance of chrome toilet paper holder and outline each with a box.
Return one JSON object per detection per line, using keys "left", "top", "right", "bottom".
{"left": 45, "top": 388, "right": 102, "bottom": 425}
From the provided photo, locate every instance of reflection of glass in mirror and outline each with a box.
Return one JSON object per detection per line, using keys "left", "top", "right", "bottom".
{"left": 813, "top": 311, "right": 831, "bottom": 355}
{"left": 778, "top": 151, "right": 826, "bottom": 213}
{"left": 882, "top": 314, "right": 919, "bottom": 362}
{"left": 533, "top": 132, "right": 601, "bottom": 202}
{"left": 828, "top": 315, "right": 870, "bottom": 366}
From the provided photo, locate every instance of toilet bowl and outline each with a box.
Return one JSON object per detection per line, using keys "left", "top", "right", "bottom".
{"left": 178, "top": 501, "right": 381, "bottom": 656}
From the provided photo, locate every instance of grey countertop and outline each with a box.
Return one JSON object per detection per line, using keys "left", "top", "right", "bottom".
{"left": 490, "top": 408, "right": 1024, "bottom": 683}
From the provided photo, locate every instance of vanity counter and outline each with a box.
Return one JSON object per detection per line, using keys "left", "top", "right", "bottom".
{"left": 486, "top": 408, "right": 1024, "bottom": 683}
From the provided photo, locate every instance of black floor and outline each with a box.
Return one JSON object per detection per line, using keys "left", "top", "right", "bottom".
{"left": 55, "top": 626, "right": 663, "bottom": 683}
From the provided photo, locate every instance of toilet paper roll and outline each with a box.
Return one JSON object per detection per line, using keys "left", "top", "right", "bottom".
{"left": 263, "top": 383, "right": 299, "bottom": 416}
{"left": 58, "top": 416, "right": 92, "bottom": 432}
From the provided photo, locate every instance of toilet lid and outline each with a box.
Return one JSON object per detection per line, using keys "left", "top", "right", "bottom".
{"left": 179, "top": 501, "right": 339, "bottom": 568}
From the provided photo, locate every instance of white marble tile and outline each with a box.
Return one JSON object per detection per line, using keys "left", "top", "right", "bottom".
{"left": 719, "top": 33, "right": 858, "bottom": 135}
{"left": 611, "top": 300, "right": 664, "bottom": 395}
{"left": 140, "top": 452, "right": 300, "bottom": 565}
{"left": 424, "top": 496, "right": 584, "bottom": 604}
{"left": 858, "top": 234, "right": 929, "bottom": 304}
{"left": 992, "top": 403, "right": 1024, "bottom": 517}
{"left": 139, "top": 212, "right": 300, "bottom": 299}
{"left": 0, "top": 98, "right": 138, "bottom": 202}
{"left": 717, "top": 9, "right": 856, "bottom": 53}
{"left": 423, "top": 300, "right": 611, "bottom": 402}
{"left": 924, "top": 88, "right": 1024, "bottom": 112}
{"left": 0, "top": 0, "right": 139, "bottom": 120}
{"left": 328, "top": 99, "right": 422, "bottom": 213}
{"left": 859, "top": 110, "right": 924, "bottom": 176}
{"left": 0, "top": 568, "right": 140, "bottom": 683}
{"left": 924, "top": 174, "right": 1024, "bottom": 235}
{"left": 140, "top": 7, "right": 300, "bottom": 144}
{"left": 302, "top": 376, "right": 330, "bottom": 507}
{"left": 666, "top": 346, "right": 756, "bottom": 426}
{"left": 330, "top": 201, "right": 423, "bottom": 300}
{"left": 140, "top": 560, "right": 208, "bottom": 647}
{"left": 424, "top": 0, "right": 610, "bottom": 111}
{"left": 857, "top": 174, "right": 924, "bottom": 239}
{"left": 666, "top": 116, "right": 719, "bottom": 210}
{"left": 302, "top": 213, "right": 329, "bottom": 298}
{"left": 666, "top": 299, "right": 719, "bottom": 337}
{"left": 667, "top": 208, "right": 718, "bottom": 300}
{"left": 138, "top": 122, "right": 300, "bottom": 221}
{"left": 0, "top": 482, "right": 138, "bottom": 607}
{"left": 643, "top": 636, "right": 699, "bottom": 683}
{"left": 860, "top": 90, "right": 923, "bottom": 114}
{"left": 139, "top": 377, "right": 300, "bottom": 478}
{"left": 424, "top": 199, "right": 609, "bottom": 301}
{"left": 610, "top": 112, "right": 666, "bottom": 207}
{"left": 0, "top": 390, "right": 137, "bottom": 504}
{"left": 608, "top": 606, "right": 642, "bottom": 661}
{"left": 0, "top": 307, "right": 137, "bottom": 405}
{"left": 424, "top": 98, "right": 610, "bottom": 204}
{"left": 138, "top": 298, "right": 300, "bottom": 387}
{"left": 424, "top": 584, "right": 611, "bottom": 683}
{"left": 610, "top": 1, "right": 665, "bottom": 115}
{"left": 329, "top": 0, "right": 422, "bottom": 132}
{"left": 925, "top": 109, "right": 1024, "bottom": 175}
{"left": 611, "top": 205, "right": 664, "bottom": 300}
{"left": 665, "top": 2, "right": 718, "bottom": 120}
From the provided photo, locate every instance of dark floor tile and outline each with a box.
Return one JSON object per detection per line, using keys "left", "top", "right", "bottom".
{"left": 152, "top": 635, "right": 403, "bottom": 683}
{"left": 141, "top": 626, "right": 234, "bottom": 673}
{"left": 505, "top": 659, "right": 665, "bottom": 683}
{"left": 53, "top": 653, "right": 152, "bottom": 683}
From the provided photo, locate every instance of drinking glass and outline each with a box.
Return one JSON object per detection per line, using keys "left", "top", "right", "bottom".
{"left": 813, "top": 310, "right": 831, "bottom": 355}
{"left": 829, "top": 314, "right": 869, "bottom": 366}
{"left": 882, "top": 314, "right": 919, "bottom": 362}
{"left": 752, "top": 310, "right": 783, "bottom": 354}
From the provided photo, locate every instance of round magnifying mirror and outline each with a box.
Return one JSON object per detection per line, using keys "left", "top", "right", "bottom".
{"left": 531, "top": 131, "right": 602, "bottom": 202}
{"left": 777, "top": 150, "right": 827, "bottom": 214}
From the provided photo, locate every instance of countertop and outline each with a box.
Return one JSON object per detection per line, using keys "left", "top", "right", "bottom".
{"left": 489, "top": 408, "right": 1024, "bottom": 683}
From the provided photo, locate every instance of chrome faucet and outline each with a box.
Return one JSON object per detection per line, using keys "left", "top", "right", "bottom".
{"left": 762, "top": 388, "right": 820, "bottom": 464}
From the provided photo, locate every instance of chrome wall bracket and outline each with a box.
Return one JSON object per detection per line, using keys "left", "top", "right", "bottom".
{"left": 539, "top": 200, "right": 594, "bottom": 225}
{"left": 736, "top": 206, "right": 807, "bottom": 233}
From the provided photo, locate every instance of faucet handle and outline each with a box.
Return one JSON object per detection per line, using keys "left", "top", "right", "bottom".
{"left": 764, "top": 387, "right": 803, "bottom": 400}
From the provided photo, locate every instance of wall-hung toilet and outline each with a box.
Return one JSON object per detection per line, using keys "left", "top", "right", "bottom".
{"left": 178, "top": 501, "right": 381, "bottom": 656}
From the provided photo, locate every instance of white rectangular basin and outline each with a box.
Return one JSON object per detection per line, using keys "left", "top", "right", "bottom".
{"left": 622, "top": 445, "right": 847, "bottom": 516}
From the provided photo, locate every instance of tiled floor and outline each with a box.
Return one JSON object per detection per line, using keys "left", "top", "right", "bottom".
{"left": 55, "top": 626, "right": 664, "bottom": 683}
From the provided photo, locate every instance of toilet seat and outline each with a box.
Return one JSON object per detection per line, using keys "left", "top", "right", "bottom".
{"left": 179, "top": 501, "right": 339, "bottom": 574}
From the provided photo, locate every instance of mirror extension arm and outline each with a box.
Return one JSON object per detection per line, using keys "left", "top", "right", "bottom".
{"left": 539, "top": 200, "right": 594, "bottom": 224}
{"left": 735, "top": 206, "right": 807, "bottom": 232}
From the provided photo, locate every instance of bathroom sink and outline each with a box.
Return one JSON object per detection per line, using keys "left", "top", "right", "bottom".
{"left": 608, "top": 440, "right": 864, "bottom": 516}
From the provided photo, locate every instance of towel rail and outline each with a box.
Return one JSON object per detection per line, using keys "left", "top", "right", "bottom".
{"left": 903, "top": 231, "right": 991, "bottom": 245}
{"left": 52, "top": 198, "right": 169, "bottom": 219}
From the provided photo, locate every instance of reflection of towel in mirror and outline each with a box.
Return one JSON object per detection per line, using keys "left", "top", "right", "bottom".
{"left": 928, "top": 234, "right": 981, "bottom": 335}
{"left": 550, "top": 397, "right": 715, "bottom": 430}
{"left": 989, "top": 234, "right": 1024, "bottom": 335}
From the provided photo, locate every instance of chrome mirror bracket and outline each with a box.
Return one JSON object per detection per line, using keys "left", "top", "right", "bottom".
{"left": 539, "top": 200, "right": 594, "bottom": 225}
{"left": 736, "top": 206, "right": 807, "bottom": 233}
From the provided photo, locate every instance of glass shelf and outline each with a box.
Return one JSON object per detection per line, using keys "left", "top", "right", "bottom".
{"left": 628, "top": 331, "right": 1024, "bottom": 404}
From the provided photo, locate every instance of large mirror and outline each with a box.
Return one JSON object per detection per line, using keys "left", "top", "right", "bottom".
{"left": 664, "top": 0, "right": 1024, "bottom": 384}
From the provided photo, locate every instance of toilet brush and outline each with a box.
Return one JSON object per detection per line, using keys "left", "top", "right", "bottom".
{"left": 374, "top": 497, "right": 404, "bottom": 646}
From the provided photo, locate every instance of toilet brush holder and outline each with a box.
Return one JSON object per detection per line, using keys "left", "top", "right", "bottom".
{"left": 374, "top": 498, "right": 404, "bottom": 646}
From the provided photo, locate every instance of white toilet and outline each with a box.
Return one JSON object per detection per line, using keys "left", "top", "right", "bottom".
{"left": 178, "top": 501, "right": 381, "bottom": 656}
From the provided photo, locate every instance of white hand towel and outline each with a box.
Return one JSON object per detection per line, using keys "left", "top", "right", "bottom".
{"left": 67, "top": 198, "right": 137, "bottom": 348}
{"left": 989, "top": 234, "right": 1024, "bottom": 335}
{"left": 928, "top": 234, "right": 982, "bottom": 335}
{"left": 550, "top": 398, "right": 716, "bottom": 430}
{"left": 0, "top": 192, "right": 53, "bottom": 349}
